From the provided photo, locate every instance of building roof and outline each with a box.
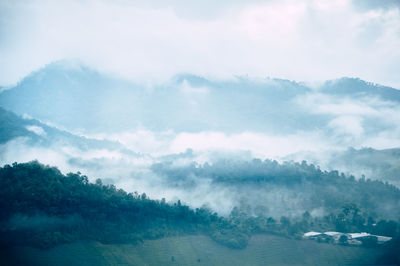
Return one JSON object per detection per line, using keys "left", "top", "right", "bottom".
{"left": 304, "top": 231, "right": 322, "bottom": 237}
{"left": 324, "top": 231, "right": 342, "bottom": 236}
{"left": 349, "top": 232, "right": 370, "bottom": 239}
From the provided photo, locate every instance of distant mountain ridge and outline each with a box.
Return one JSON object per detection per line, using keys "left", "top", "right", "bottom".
{"left": 1, "top": 62, "right": 399, "bottom": 136}
{"left": 0, "top": 61, "right": 135, "bottom": 133}
{"left": 0, "top": 61, "right": 400, "bottom": 165}
{"left": 0, "top": 107, "right": 122, "bottom": 150}
{"left": 320, "top": 77, "right": 400, "bottom": 102}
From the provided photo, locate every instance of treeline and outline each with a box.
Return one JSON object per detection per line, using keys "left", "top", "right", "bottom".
{"left": 0, "top": 161, "right": 248, "bottom": 249}
{"left": 151, "top": 159, "right": 400, "bottom": 219}
{"left": 228, "top": 203, "right": 399, "bottom": 239}
{"left": 0, "top": 161, "right": 399, "bottom": 251}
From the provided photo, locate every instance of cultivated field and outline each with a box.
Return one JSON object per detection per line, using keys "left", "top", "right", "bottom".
{"left": 0, "top": 234, "right": 385, "bottom": 266}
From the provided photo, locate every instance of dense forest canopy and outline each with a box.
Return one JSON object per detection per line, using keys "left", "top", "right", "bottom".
{"left": 0, "top": 161, "right": 399, "bottom": 252}
{"left": 0, "top": 161, "right": 248, "bottom": 249}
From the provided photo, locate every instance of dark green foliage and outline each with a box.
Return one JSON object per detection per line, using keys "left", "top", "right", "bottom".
{"left": 152, "top": 159, "right": 400, "bottom": 219}
{"left": 339, "top": 235, "right": 348, "bottom": 244}
{"left": 0, "top": 161, "right": 398, "bottom": 251}
{"left": 372, "top": 220, "right": 398, "bottom": 237}
{"left": 0, "top": 161, "right": 250, "bottom": 249}
{"left": 377, "top": 237, "right": 400, "bottom": 265}
{"left": 360, "top": 236, "right": 378, "bottom": 247}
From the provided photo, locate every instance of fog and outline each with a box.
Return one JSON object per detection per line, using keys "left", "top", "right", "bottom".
{"left": 1, "top": 0, "right": 400, "bottom": 88}
{"left": 1, "top": 120, "right": 399, "bottom": 218}
{"left": 2, "top": 76, "right": 400, "bottom": 219}
{"left": 1, "top": 0, "right": 400, "bottom": 221}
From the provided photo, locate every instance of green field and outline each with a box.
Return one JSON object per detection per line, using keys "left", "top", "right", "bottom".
{"left": 0, "top": 234, "right": 386, "bottom": 266}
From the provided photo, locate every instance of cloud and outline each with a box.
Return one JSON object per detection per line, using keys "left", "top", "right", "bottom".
{"left": 0, "top": 137, "right": 152, "bottom": 181}
{"left": 0, "top": 0, "right": 399, "bottom": 88}
{"left": 81, "top": 84, "right": 400, "bottom": 156}
{"left": 26, "top": 125, "right": 46, "bottom": 136}
{"left": 169, "top": 131, "right": 332, "bottom": 159}
{"left": 180, "top": 80, "right": 209, "bottom": 95}
{"left": 87, "top": 130, "right": 175, "bottom": 156}
{"left": 84, "top": 129, "right": 334, "bottom": 160}
{"left": 2, "top": 117, "right": 400, "bottom": 217}
{"left": 300, "top": 93, "right": 400, "bottom": 147}
{"left": 0, "top": 137, "right": 253, "bottom": 215}
{"left": 328, "top": 115, "right": 364, "bottom": 138}
{"left": 0, "top": 138, "right": 72, "bottom": 172}
{"left": 297, "top": 93, "right": 378, "bottom": 116}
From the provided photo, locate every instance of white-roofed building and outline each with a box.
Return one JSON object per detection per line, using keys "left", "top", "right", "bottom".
{"left": 324, "top": 231, "right": 346, "bottom": 242}
{"left": 303, "top": 231, "right": 322, "bottom": 238}
{"left": 304, "top": 231, "right": 392, "bottom": 246}
{"left": 324, "top": 231, "right": 341, "bottom": 236}
{"left": 349, "top": 232, "right": 370, "bottom": 239}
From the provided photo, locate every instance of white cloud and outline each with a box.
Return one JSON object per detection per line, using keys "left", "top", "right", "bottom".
{"left": 0, "top": 0, "right": 399, "bottom": 87}
{"left": 328, "top": 115, "right": 364, "bottom": 138}
{"left": 0, "top": 138, "right": 71, "bottom": 172}
{"left": 169, "top": 131, "right": 332, "bottom": 159}
{"left": 295, "top": 92, "right": 400, "bottom": 147}
{"left": 26, "top": 125, "right": 46, "bottom": 136}
{"left": 0, "top": 137, "right": 152, "bottom": 181}
{"left": 180, "top": 80, "right": 209, "bottom": 95}
{"left": 84, "top": 129, "right": 334, "bottom": 159}
{"left": 87, "top": 130, "right": 175, "bottom": 156}
{"left": 296, "top": 93, "right": 378, "bottom": 116}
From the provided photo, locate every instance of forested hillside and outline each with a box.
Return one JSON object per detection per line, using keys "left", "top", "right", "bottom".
{"left": 152, "top": 159, "right": 400, "bottom": 219}
{"left": 1, "top": 161, "right": 399, "bottom": 252}
{"left": 0, "top": 161, "right": 249, "bottom": 249}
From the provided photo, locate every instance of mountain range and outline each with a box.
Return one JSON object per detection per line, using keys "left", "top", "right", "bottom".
{"left": 2, "top": 61, "right": 399, "bottom": 136}
{"left": 1, "top": 61, "right": 400, "bottom": 214}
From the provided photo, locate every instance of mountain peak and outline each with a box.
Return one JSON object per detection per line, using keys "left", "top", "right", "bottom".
{"left": 320, "top": 77, "right": 400, "bottom": 101}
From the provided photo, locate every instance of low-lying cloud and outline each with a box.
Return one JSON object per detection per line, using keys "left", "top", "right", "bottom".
{"left": 2, "top": 78, "right": 400, "bottom": 217}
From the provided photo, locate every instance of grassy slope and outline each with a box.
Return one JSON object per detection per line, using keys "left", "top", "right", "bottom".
{"left": 0, "top": 234, "right": 384, "bottom": 266}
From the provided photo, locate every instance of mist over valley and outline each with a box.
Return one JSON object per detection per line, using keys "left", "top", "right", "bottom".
{"left": 1, "top": 0, "right": 400, "bottom": 265}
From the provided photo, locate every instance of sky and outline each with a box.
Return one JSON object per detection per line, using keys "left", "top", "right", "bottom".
{"left": 0, "top": 0, "right": 400, "bottom": 88}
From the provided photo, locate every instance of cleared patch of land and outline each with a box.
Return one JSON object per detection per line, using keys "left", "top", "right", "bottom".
{"left": 0, "top": 234, "right": 385, "bottom": 266}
